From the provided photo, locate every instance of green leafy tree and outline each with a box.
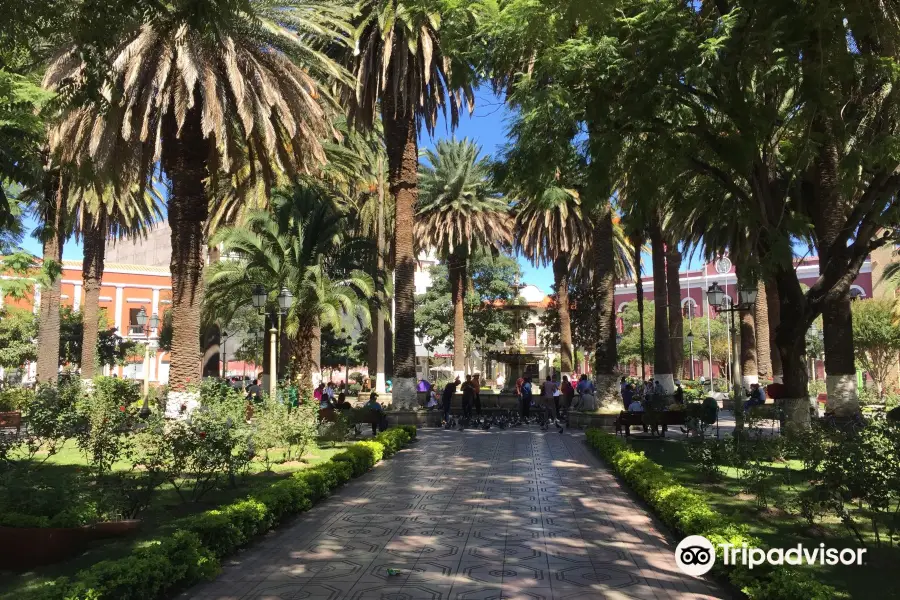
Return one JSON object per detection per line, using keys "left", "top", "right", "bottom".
{"left": 0, "top": 307, "right": 38, "bottom": 370}
{"left": 852, "top": 299, "right": 900, "bottom": 397}
{"left": 415, "top": 253, "right": 522, "bottom": 360}
{"left": 59, "top": 306, "right": 139, "bottom": 370}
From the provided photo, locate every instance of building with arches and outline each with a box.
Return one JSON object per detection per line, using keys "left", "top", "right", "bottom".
{"left": 613, "top": 256, "right": 876, "bottom": 380}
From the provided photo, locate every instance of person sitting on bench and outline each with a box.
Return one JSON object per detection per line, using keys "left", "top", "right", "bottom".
{"left": 364, "top": 392, "right": 384, "bottom": 435}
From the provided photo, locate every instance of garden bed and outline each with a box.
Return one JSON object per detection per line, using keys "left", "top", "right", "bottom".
{"left": 2, "top": 426, "right": 417, "bottom": 600}
{"left": 587, "top": 427, "right": 900, "bottom": 600}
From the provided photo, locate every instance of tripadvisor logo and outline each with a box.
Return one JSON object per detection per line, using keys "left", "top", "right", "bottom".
{"left": 675, "top": 535, "right": 867, "bottom": 577}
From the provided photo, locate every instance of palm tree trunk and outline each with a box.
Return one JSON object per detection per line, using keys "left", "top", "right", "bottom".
{"left": 755, "top": 280, "right": 772, "bottom": 381}
{"left": 666, "top": 243, "right": 684, "bottom": 379}
{"left": 649, "top": 219, "right": 673, "bottom": 392}
{"left": 448, "top": 250, "right": 467, "bottom": 377}
{"left": 766, "top": 277, "right": 783, "bottom": 382}
{"left": 806, "top": 42, "right": 858, "bottom": 417}
{"left": 382, "top": 96, "right": 418, "bottom": 407}
{"left": 592, "top": 205, "right": 619, "bottom": 409}
{"left": 162, "top": 106, "right": 209, "bottom": 391}
{"left": 737, "top": 268, "right": 758, "bottom": 390}
{"left": 36, "top": 172, "right": 66, "bottom": 384}
{"left": 292, "top": 320, "right": 321, "bottom": 395}
{"left": 631, "top": 231, "right": 646, "bottom": 381}
{"left": 368, "top": 167, "right": 387, "bottom": 393}
{"left": 553, "top": 255, "right": 574, "bottom": 375}
{"left": 80, "top": 207, "right": 107, "bottom": 379}
{"left": 772, "top": 266, "right": 811, "bottom": 424}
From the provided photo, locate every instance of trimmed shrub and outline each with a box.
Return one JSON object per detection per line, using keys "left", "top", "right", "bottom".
{"left": 398, "top": 424, "right": 417, "bottom": 440}
{"left": 6, "top": 429, "right": 412, "bottom": 600}
{"left": 584, "top": 428, "right": 837, "bottom": 600}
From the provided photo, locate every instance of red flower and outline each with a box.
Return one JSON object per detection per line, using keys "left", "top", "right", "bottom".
{"left": 199, "top": 432, "right": 207, "bottom": 439}
{"left": 119, "top": 406, "right": 126, "bottom": 412}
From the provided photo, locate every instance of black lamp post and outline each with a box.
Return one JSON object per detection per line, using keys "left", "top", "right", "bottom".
{"left": 137, "top": 307, "right": 160, "bottom": 418}
{"left": 686, "top": 330, "right": 695, "bottom": 380}
{"left": 707, "top": 281, "right": 757, "bottom": 397}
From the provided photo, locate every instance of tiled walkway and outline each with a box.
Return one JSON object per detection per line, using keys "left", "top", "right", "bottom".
{"left": 185, "top": 429, "right": 724, "bottom": 600}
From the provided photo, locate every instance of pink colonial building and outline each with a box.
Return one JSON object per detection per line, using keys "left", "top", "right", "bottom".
{"left": 613, "top": 256, "right": 874, "bottom": 380}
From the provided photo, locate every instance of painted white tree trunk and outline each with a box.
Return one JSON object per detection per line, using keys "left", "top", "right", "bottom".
{"left": 826, "top": 374, "right": 859, "bottom": 417}
{"left": 392, "top": 377, "right": 418, "bottom": 409}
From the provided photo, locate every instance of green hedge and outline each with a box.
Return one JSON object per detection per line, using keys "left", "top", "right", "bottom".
{"left": 584, "top": 429, "right": 836, "bottom": 600}
{"left": 11, "top": 428, "right": 414, "bottom": 600}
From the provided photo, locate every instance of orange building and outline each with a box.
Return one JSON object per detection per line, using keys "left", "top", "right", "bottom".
{"left": 1, "top": 259, "right": 174, "bottom": 383}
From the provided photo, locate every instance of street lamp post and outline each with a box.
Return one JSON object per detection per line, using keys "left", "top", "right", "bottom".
{"left": 220, "top": 330, "right": 229, "bottom": 378}
{"left": 706, "top": 281, "right": 757, "bottom": 399}
{"left": 135, "top": 307, "right": 160, "bottom": 416}
{"left": 269, "top": 287, "right": 294, "bottom": 398}
{"left": 687, "top": 330, "right": 695, "bottom": 380}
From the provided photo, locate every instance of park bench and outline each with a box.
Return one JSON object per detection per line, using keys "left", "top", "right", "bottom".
{"left": 615, "top": 410, "right": 687, "bottom": 437}
{"left": 0, "top": 411, "right": 22, "bottom": 436}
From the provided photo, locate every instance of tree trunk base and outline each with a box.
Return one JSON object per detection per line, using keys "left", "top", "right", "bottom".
{"left": 374, "top": 371, "right": 387, "bottom": 394}
{"left": 164, "top": 390, "right": 201, "bottom": 420}
{"left": 825, "top": 374, "right": 859, "bottom": 416}
{"left": 654, "top": 373, "right": 675, "bottom": 395}
{"left": 391, "top": 377, "right": 418, "bottom": 410}
{"left": 742, "top": 375, "right": 759, "bottom": 388}
{"left": 782, "top": 397, "right": 813, "bottom": 425}
{"left": 593, "top": 373, "right": 622, "bottom": 412}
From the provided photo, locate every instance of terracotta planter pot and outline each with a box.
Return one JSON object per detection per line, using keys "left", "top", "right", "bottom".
{"left": 85, "top": 519, "right": 142, "bottom": 539}
{"left": 0, "top": 520, "right": 142, "bottom": 570}
{"left": 0, "top": 526, "right": 90, "bottom": 570}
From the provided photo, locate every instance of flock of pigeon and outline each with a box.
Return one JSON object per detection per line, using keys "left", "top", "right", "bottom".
{"left": 441, "top": 409, "right": 567, "bottom": 433}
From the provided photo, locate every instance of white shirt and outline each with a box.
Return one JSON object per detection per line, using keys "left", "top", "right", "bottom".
{"left": 325, "top": 386, "right": 335, "bottom": 399}
{"left": 628, "top": 400, "right": 644, "bottom": 412}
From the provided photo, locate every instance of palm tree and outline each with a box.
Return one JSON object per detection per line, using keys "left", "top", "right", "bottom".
{"left": 205, "top": 183, "right": 373, "bottom": 389}
{"left": 514, "top": 183, "right": 589, "bottom": 375}
{"left": 342, "top": 0, "right": 474, "bottom": 405}
{"left": 72, "top": 185, "right": 162, "bottom": 378}
{"left": 45, "top": 0, "right": 350, "bottom": 392}
{"left": 415, "top": 138, "right": 512, "bottom": 376}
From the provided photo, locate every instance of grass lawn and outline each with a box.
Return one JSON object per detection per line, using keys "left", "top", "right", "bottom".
{"left": 625, "top": 436, "right": 900, "bottom": 600}
{"left": 0, "top": 437, "right": 357, "bottom": 595}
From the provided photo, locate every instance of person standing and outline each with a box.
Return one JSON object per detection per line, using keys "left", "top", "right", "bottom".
{"left": 472, "top": 373, "right": 483, "bottom": 416}
{"left": 540, "top": 375, "right": 562, "bottom": 432}
{"left": 442, "top": 377, "right": 460, "bottom": 423}
{"left": 622, "top": 383, "right": 634, "bottom": 410}
{"left": 496, "top": 372, "right": 506, "bottom": 390}
{"left": 561, "top": 375, "right": 575, "bottom": 413}
{"left": 461, "top": 375, "right": 475, "bottom": 424}
{"left": 521, "top": 376, "right": 533, "bottom": 419}
{"left": 674, "top": 380, "right": 684, "bottom": 405}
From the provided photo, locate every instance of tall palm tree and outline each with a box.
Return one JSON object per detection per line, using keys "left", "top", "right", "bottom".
{"left": 514, "top": 184, "right": 590, "bottom": 375}
{"left": 72, "top": 185, "right": 163, "bottom": 378}
{"left": 415, "top": 138, "right": 512, "bottom": 376}
{"left": 205, "top": 183, "right": 373, "bottom": 389}
{"left": 45, "top": 0, "right": 350, "bottom": 392}
{"left": 342, "top": 0, "right": 475, "bottom": 405}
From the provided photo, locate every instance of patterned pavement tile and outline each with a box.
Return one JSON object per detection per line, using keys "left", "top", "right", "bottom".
{"left": 181, "top": 429, "right": 725, "bottom": 600}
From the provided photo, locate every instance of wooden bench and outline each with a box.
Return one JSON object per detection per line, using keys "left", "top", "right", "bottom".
{"left": 615, "top": 410, "right": 687, "bottom": 437}
{"left": 0, "top": 411, "right": 22, "bottom": 435}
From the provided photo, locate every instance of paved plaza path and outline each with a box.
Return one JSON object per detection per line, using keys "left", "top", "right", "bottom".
{"left": 185, "top": 429, "right": 725, "bottom": 600}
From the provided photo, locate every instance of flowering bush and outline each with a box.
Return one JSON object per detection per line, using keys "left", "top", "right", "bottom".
{"left": 73, "top": 377, "right": 141, "bottom": 478}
